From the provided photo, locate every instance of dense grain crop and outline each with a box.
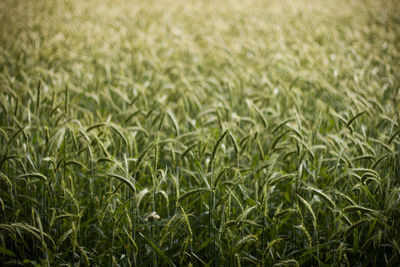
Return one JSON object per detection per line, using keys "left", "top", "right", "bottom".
{"left": 1, "top": 0, "right": 400, "bottom": 265}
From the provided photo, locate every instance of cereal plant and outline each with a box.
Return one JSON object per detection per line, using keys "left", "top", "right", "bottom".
{"left": 0, "top": 0, "right": 399, "bottom": 266}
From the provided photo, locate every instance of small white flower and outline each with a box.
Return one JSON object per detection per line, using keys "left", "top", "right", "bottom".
{"left": 273, "top": 88, "right": 279, "bottom": 95}
{"left": 146, "top": 211, "right": 160, "bottom": 221}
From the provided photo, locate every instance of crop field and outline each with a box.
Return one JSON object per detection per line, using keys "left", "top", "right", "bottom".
{"left": 1, "top": 0, "right": 400, "bottom": 266}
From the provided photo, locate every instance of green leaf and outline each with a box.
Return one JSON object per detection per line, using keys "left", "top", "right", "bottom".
{"left": 139, "top": 233, "right": 176, "bottom": 266}
{"left": 0, "top": 246, "right": 16, "bottom": 257}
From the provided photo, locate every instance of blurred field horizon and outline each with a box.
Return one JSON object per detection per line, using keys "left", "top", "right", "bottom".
{"left": 1, "top": 0, "right": 400, "bottom": 266}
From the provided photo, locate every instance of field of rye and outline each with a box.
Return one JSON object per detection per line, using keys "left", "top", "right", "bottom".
{"left": 0, "top": 0, "right": 400, "bottom": 266}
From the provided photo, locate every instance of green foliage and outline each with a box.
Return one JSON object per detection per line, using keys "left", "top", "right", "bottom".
{"left": 0, "top": 0, "right": 400, "bottom": 265}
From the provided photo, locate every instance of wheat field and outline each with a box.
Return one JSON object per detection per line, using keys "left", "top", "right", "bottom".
{"left": 0, "top": 0, "right": 400, "bottom": 266}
